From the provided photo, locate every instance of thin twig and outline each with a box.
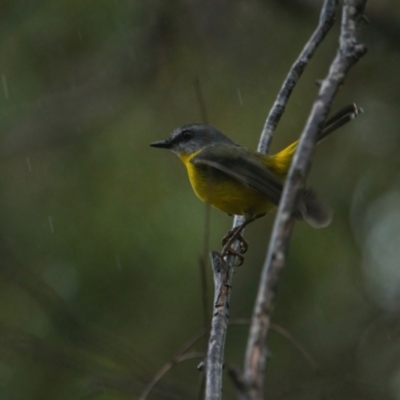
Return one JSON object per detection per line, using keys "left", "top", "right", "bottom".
{"left": 230, "top": 319, "right": 318, "bottom": 370}
{"left": 269, "top": 323, "right": 319, "bottom": 370}
{"left": 204, "top": 1, "right": 338, "bottom": 399}
{"left": 194, "top": 77, "right": 211, "bottom": 337}
{"left": 258, "top": 0, "right": 338, "bottom": 154}
{"left": 194, "top": 77, "right": 209, "bottom": 124}
{"left": 243, "top": 1, "right": 367, "bottom": 399}
{"left": 176, "top": 351, "right": 205, "bottom": 363}
{"left": 139, "top": 329, "right": 205, "bottom": 400}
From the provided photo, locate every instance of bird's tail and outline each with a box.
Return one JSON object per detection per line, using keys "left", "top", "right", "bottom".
{"left": 296, "top": 188, "right": 333, "bottom": 228}
{"left": 317, "top": 103, "right": 362, "bottom": 143}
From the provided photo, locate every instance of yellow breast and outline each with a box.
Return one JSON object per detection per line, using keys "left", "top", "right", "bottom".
{"left": 179, "top": 152, "right": 278, "bottom": 218}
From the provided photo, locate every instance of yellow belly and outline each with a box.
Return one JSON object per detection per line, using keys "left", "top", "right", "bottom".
{"left": 183, "top": 155, "right": 275, "bottom": 218}
{"left": 194, "top": 175, "right": 275, "bottom": 217}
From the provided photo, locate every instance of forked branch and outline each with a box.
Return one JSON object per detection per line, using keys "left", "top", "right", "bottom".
{"left": 205, "top": 0, "right": 340, "bottom": 399}
{"left": 242, "top": 1, "right": 367, "bottom": 399}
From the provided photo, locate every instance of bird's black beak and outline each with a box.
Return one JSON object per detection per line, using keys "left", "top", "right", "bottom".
{"left": 149, "top": 139, "right": 172, "bottom": 149}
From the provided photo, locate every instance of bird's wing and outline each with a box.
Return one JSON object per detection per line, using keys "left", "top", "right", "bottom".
{"left": 191, "top": 144, "right": 283, "bottom": 206}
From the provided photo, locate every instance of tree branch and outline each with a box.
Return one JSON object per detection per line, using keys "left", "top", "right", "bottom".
{"left": 204, "top": 1, "right": 339, "bottom": 399}
{"left": 205, "top": 0, "right": 337, "bottom": 400}
{"left": 243, "top": 1, "right": 367, "bottom": 398}
{"left": 205, "top": 251, "right": 234, "bottom": 400}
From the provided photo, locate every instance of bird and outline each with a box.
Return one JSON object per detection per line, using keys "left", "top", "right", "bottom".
{"left": 150, "top": 104, "right": 360, "bottom": 261}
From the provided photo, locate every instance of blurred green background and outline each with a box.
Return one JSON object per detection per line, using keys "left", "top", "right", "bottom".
{"left": 0, "top": 0, "right": 399, "bottom": 399}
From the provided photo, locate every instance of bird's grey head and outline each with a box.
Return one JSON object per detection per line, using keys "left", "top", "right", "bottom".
{"left": 150, "top": 124, "right": 235, "bottom": 155}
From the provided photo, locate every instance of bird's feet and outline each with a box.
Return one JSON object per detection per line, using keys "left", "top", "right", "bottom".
{"left": 219, "top": 225, "right": 249, "bottom": 266}
{"left": 219, "top": 246, "right": 245, "bottom": 266}
{"left": 222, "top": 228, "right": 248, "bottom": 254}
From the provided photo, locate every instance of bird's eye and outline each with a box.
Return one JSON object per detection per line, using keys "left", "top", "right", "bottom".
{"left": 182, "top": 130, "right": 192, "bottom": 140}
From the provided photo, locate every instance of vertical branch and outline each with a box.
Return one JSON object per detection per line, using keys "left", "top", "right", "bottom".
{"left": 243, "top": 1, "right": 367, "bottom": 399}
{"left": 194, "top": 77, "right": 211, "bottom": 335}
{"left": 194, "top": 77, "right": 209, "bottom": 125}
{"left": 205, "top": 251, "right": 234, "bottom": 400}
